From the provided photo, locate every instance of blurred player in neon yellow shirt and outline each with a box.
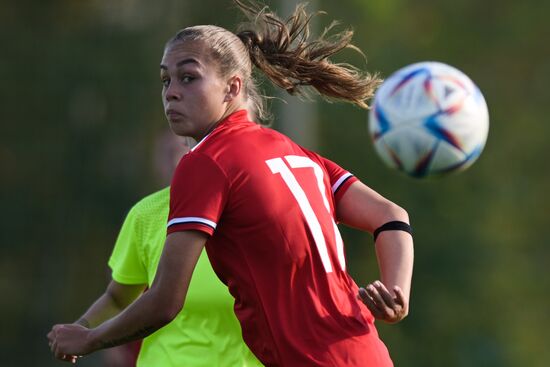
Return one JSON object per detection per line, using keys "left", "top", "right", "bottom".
{"left": 70, "top": 133, "right": 262, "bottom": 367}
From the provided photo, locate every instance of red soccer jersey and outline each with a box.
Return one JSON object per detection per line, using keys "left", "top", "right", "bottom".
{"left": 168, "top": 110, "right": 393, "bottom": 367}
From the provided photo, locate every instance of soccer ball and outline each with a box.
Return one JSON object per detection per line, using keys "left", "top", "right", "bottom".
{"left": 368, "top": 61, "right": 489, "bottom": 178}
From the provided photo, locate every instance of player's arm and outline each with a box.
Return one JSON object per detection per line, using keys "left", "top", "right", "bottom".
{"left": 48, "top": 230, "right": 207, "bottom": 360}
{"left": 336, "top": 180, "right": 414, "bottom": 323}
{"left": 73, "top": 280, "right": 146, "bottom": 328}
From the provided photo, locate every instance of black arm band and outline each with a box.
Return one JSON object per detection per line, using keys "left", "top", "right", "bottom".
{"left": 373, "top": 221, "right": 412, "bottom": 242}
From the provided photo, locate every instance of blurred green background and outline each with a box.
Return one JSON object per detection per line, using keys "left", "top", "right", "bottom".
{"left": 1, "top": 0, "right": 548, "bottom": 366}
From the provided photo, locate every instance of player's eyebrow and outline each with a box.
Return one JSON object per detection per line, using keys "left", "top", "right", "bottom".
{"left": 160, "top": 58, "right": 199, "bottom": 70}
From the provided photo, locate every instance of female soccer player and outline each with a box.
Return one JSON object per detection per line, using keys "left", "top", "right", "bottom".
{"left": 48, "top": 1, "right": 414, "bottom": 366}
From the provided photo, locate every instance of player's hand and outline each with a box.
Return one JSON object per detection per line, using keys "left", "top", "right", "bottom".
{"left": 47, "top": 324, "right": 95, "bottom": 362}
{"left": 358, "top": 280, "right": 408, "bottom": 324}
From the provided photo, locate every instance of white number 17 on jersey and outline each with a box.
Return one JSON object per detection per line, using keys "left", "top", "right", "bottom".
{"left": 265, "top": 156, "right": 346, "bottom": 273}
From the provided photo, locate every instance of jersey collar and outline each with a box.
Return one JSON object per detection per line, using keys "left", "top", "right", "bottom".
{"left": 191, "top": 109, "right": 250, "bottom": 152}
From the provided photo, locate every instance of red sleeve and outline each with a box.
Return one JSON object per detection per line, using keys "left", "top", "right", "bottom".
{"left": 167, "top": 152, "right": 230, "bottom": 236}
{"left": 319, "top": 156, "right": 358, "bottom": 202}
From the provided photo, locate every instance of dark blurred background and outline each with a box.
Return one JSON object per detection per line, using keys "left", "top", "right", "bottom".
{"left": 1, "top": 0, "right": 548, "bottom": 366}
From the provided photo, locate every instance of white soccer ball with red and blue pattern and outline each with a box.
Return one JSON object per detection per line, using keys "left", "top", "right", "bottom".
{"left": 368, "top": 61, "right": 489, "bottom": 178}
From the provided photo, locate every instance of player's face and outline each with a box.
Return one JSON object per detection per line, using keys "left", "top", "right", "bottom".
{"left": 160, "top": 40, "right": 230, "bottom": 141}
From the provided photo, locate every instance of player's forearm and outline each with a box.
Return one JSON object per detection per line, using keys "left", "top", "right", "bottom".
{"left": 85, "top": 232, "right": 204, "bottom": 351}
{"left": 75, "top": 293, "right": 126, "bottom": 328}
{"left": 87, "top": 287, "right": 179, "bottom": 351}
{"left": 375, "top": 230, "right": 414, "bottom": 302}
{"left": 75, "top": 281, "right": 146, "bottom": 328}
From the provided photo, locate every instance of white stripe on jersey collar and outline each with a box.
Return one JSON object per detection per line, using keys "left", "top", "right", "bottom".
{"left": 190, "top": 110, "right": 249, "bottom": 152}
{"left": 191, "top": 131, "right": 213, "bottom": 152}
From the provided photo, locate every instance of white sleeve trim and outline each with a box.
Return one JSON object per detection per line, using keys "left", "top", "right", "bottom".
{"left": 167, "top": 217, "right": 217, "bottom": 229}
{"left": 331, "top": 172, "right": 353, "bottom": 194}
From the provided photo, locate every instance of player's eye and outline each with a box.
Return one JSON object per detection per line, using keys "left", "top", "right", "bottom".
{"left": 181, "top": 75, "right": 195, "bottom": 83}
{"left": 161, "top": 77, "right": 170, "bottom": 88}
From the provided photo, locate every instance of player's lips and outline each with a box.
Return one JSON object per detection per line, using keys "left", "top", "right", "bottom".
{"left": 166, "top": 109, "right": 184, "bottom": 121}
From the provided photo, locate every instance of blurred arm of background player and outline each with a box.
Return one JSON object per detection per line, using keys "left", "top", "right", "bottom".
{"left": 74, "top": 282, "right": 146, "bottom": 329}
{"left": 336, "top": 180, "right": 414, "bottom": 324}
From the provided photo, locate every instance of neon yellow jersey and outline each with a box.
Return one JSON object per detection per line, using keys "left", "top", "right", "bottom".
{"left": 108, "top": 187, "right": 262, "bottom": 367}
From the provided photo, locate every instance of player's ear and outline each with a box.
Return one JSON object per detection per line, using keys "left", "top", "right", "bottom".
{"left": 224, "top": 76, "right": 242, "bottom": 102}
